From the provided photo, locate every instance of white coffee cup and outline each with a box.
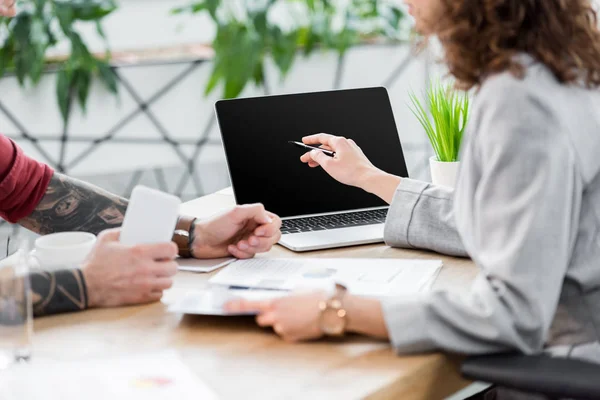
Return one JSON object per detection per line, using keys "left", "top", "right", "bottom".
{"left": 31, "top": 232, "right": 96, "bottom": 271}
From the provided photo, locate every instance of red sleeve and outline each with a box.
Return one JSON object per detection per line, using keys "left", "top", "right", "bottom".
{"left": 0, "top": 135, "right": 54, "bottom": 223}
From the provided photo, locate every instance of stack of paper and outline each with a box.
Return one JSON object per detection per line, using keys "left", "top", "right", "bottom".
{"left": 209, "top": 258, "right": 442, "bottom": 297}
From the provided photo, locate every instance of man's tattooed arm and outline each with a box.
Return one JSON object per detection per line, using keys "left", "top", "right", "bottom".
{"left": 0, "top": 255, "right": 86, "bottom": 318}
{"left": 19, "top": 172, "right": 128, "bottom": 235}
{"left": 30, "top": 269, "right": 87, "bottom": 317}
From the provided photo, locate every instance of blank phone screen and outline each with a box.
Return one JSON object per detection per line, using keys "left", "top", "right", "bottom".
{"left": 216, "top": 87, "right": 409, "bottom": 218}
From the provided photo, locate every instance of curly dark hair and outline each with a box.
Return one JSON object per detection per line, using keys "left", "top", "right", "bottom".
{"left": 433, "top": 0, "right": 600, "bottom": 90}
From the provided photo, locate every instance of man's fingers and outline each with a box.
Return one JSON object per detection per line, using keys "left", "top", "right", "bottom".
{"left": 133, "top": 241, "right": 178, "bottom": 260}
{"left": 97, "top": 228, "right": 121, "bottom": 243}
{"left": 254, "top": 214, "right": 281, "bottom": 237}
{"left": 246, "top": 234, "right": 281, "bottom": 252}
{"left": 151, "top": 260, "right": 178, "bottom": 277}
{"left": 302, "top": 133, "right": 338, "bottom": 148}
{"left": 153, "top": 277, "right": 174, "bottom": 291}
{"left": 228, "top": 245, "right": 255, "bottom": 259}
{"left": 231, "top": 204, "right": 272, "bottom": 225}
{"left": 141, "top": 291, "right": 164, "bottom": 304}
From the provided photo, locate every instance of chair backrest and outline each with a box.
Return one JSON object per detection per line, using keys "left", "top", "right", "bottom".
{"left": 461, "top": 354, "right": 600, "bottom": 400}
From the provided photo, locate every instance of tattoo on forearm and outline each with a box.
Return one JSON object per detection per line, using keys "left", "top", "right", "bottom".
{"left": 30, "top": 269, "right": 87, "bottom": 317}
{"left": 19, "top": 173, "right": 128, "bottom": 235}
{"left": 0, "top": 267, "right": 86, "bottom": 320}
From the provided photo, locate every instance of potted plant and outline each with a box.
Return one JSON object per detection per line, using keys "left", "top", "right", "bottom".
{"left": 409, "top": 82, "right": 470, "bottom": 188}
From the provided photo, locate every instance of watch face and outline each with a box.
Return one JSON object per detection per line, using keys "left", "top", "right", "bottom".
{"left": 321, "top": 308, "right": 346, "bottom": 336}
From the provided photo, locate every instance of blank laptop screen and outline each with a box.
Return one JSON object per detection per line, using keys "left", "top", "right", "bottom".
{"left": 215, "top": 87, "right": 409, "bottom": 218}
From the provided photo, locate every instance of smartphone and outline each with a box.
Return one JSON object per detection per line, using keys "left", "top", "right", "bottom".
{"left": 119, "top": 185, "right": 181, "bottom": 246}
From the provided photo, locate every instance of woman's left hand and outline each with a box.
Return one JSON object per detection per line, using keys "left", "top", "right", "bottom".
{"left": 0, "top": 0, "right": 16, "bottom": 17}
{"left": 225, "top": 291, "right": 328, "bottom": 342}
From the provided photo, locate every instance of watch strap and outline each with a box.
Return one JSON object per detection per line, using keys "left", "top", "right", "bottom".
{"left": 318, "top": 283, "right": 348, "bottom": 336}
{"left": 173, "top": 215, "right": 197, "bottom": 258}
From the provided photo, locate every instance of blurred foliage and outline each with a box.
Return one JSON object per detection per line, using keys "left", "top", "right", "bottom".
{"left": 0, "top": 0, "right": 118, "bottom": 122}
{"left": 0, "top": 0, "right": 407, "bottom": 123}
{"left": 173, "top": 0, "right": 407, "bottom": 99}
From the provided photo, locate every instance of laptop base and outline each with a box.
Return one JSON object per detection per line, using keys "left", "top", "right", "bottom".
{"left": 278, "top": 224, "right": 385, "bottom": 252}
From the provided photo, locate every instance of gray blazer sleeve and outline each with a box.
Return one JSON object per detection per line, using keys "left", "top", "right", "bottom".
{"left": 381, "top": 77, "right": 582, "bottom": 355}
{"left": 384, "top": 179, "right": 468, "bottom": 257}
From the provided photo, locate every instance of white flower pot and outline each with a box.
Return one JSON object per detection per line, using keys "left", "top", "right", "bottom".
{"left": 429, "top": 156, "right": 460, "bottom": 188}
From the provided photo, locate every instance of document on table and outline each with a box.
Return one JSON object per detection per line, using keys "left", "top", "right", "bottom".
{"left": 168, "top": 288, "right": 287, "bottom": 316}
{"left": 209, "top": 258, "right": 443, "bottom": 297}
{"left": 178, "top": 257, "right": 235, "bottom": 273}
{"left": 0, "top": 351, "right": 218, "bottom": 400}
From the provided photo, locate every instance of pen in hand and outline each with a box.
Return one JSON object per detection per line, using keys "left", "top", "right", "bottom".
{"left": 288, "top": 141, "right": 336, "bottom": 158}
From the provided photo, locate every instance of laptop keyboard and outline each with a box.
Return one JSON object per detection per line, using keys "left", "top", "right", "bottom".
{"left": 281, "top": 209, "right": 388, "bottom": 235}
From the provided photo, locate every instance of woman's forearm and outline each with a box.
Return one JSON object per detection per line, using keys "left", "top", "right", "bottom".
{"left": 344, "top": 294, "right": 390, "bottom": 339}
{"left": 358, "top": 170, "right": 402, "bottom": 204}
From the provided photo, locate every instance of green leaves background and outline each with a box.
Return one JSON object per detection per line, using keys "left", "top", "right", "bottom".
{"left": 173, "top": 0, "right": 407, "bottom": 99}
{"left": 0, "top": 0, "right": 407, "bottom": 123}
{"left": 0, "top": 0, "right": 118, "bottom": 122}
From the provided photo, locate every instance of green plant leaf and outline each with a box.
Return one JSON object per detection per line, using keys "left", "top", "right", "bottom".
{"left": 271, "top": 28, "right": 298, "bottom": 76}
{"left": 95, "top": 20, "right": 107, "bottom": 40}
{"left": 29, "top": 18, "right": 49, "bottom": 83}
{"left": 97, "top": 60, "right": 118, "bottom": 93}
{"left": 12, "top": 12, "right": 35, "bottom": 85}
{"left": 70, "top": 0, "right": 117, "bottom": 21}
{"left": 212, "top": 23, "right": 263, "bottom": 99}
{"left": 56, "top": 67, "right": 73, "bottom": 121}
{"left": 252, "top": 60, "right": 265, "bottom": 86}
{"left": 76, "top": 69, "right": 91, "bottom": 111}
{"left": 205, "top": 60, "right": 223, "bottom": 95}
{"left": 204, "top": 0, "right": 219, "bottom": 19}
{"left": 251, "top": 10, "right": 268, "bottom": 36}
{"left": 54, "top": 2, "right": 74, "bottom": 34}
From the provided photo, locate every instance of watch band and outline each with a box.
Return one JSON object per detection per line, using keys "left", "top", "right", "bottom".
{"left": 172, "top": 215, "right": 197, "bottom": 258}
{"left": 318, "top": 283, "right": 348, "bottom": 336}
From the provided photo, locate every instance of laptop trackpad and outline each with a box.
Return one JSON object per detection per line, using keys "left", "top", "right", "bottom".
{"left": 279, "top": 224, "right": 385, "bottom": 251}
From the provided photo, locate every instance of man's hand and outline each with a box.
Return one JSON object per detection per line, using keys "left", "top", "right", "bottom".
{"left": 192, "top": 204, "right": 282, "bottom": 259}
{"left": 0, "top": 0, "right": 16, "bottom": 17}
{"left": 82, "top": 229, "right": 178, "bottom": 308}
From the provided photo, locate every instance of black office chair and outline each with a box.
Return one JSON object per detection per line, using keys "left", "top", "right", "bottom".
{"left": 461, "top": 353, "right": 600, "bottom": 400}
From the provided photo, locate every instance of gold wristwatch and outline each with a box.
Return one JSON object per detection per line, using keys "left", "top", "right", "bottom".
{"left": 172, "top": 215, "right": 197, "bottom": 258}
{"left": 318, "top": 283, "right": 348, "bottom": 336}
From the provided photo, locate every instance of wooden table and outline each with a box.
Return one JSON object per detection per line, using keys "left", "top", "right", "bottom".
{"left": 33, "top": 189, "right": 478, "bottom": 399}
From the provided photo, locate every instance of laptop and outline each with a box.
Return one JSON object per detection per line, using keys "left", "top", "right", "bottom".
{"left": 215, "top": 87, "right": 409, "bottom": 252}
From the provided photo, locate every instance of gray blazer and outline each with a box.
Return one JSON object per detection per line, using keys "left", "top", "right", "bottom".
{"left": 381, "top": 58, "right": 600, "bottom": 364}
